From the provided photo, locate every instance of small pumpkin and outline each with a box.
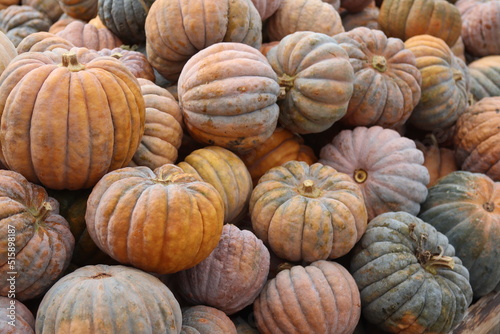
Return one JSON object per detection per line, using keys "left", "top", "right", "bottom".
{"left": 250, "top": 161, "right": 368, "bottom": 262}
{"left": 0, "top": 30, "right": 17, "bottom": 76}
{"left": 0, "top": 296, "right": 35, "bottom": 333}
{"left": 0, "top": 5, "right": 52, "bottom": 46}
{"left": 181, "top": 305, "right": 237, "bottom": 334}
{"left": 55, "top": 19, "right": 123, "bottom": 50}
{"left": 98, "top": 47, "right": 155, "bottom": 81}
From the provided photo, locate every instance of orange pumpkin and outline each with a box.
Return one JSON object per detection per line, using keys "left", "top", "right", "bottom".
{"left": 55, "top": 19, "right": 123, "bottom": 50}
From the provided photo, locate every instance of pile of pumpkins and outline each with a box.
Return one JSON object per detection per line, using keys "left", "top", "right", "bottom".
{"left": 0, "top": 0, "right": 499, "bottom": 333}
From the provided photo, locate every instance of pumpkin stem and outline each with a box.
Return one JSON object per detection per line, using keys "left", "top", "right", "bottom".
{"left": 34, "top": 201, "right": 53, "bottom": 227}
{"left": 111, "top": 52, "right": 123, "bottom": 59}
{"left": 452, "top": 69, "right": 463, "bottom": 82}
{"left": 61, "top": 52, "right": 86, "bottom": 72}
{"left": 277, "top": 262, "right": 294, "bottom": 272}
{"left": 371, "top": 55, "right": 387, "bottom": 72}
{"left": 297, "top": 179, "right": 322, "bottom": 198}
{"left": 277, "top": 74, "right": 296, "bottom": 99}
{"left": 483, "top": 202, "right": 495, "bottom": 212}
{"left": 353, "top": 169, "right": 368, "bottom": 183}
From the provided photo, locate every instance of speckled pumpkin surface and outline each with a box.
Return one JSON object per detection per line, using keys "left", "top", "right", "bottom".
{"left": 181, "top": 305, "right": 237, "bottom": 334}
{"left": 0, "top": 296, "right": 34, "bottom": 333}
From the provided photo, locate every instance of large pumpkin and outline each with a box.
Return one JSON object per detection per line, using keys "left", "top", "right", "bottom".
{"left": 21, "top": 0, "right": 63, "bottom": 22}
{"left": 35, "top": 264, "right": 182, "bottom": 333}
{"left": 98, "top": 47, "right": 155, "bottom": 81}
{"left": 419, "top": 171, "right": 500, "bottom": 299}
{"left": 250, "top": 160, "right": 368, "bottom": 262}
{"left": 0, "top": 48, "right": 145, "bottom": 190}
{"left": 16, "top": 31, "right": 75, "bottom": 53}
{"left": 319, "top": 126, "right": 430, "bottom": 220}
{"left": 85, "top": 164, "right": 224, "bottom": 274}
{"left": 350, "top": 211, "right": 473, "bottom": 333}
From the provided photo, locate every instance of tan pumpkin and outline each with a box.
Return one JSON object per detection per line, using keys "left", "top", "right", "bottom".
{"left": 250, "top": 161, "right": 368, "bottom": 262}
{"left": 55, "top": 19, "right": 122, "bottom": 50}
{"left": 178, "top": 146, "right": 253, "bottom": 225}
{"left": 181, "top": 305, "right": 237, "bottom": 334}
{"left": 341, "top": 1, "right": 380, "bottom": 31}
{"left": 0, "top": 5, "right": 52, "bottom": 46}
{"left": 58, "top": 0, "right": 98, "bottom": 21}
{"left": 98, "top": 47, "right": 155, "bottom": 81}
{"left": 16, "top": 31, "right": 74, "bottom": 53}
{"left": 0, "top": 31, "right": 17, "bottom": 76}
{"left": 21, "top": 0, "right": 63, "bottom": 22}
{"left": 468, "top": 55, "right": 500, "bottom": 103}
{"left": 0, "top": 0, "right": 19, "bottom": 10}
{"left": 0, "top": 297, "right": 34, "bottom": 333}
{"left": 454, "top": 96, "right": 500, "bottom": 181}
{"left": 178, "top": 42, "right": 280, "bottom": 152}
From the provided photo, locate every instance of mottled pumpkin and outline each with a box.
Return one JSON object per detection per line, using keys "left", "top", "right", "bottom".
{"left": 350, "top": 211, "right": 473, "bottom": 333}
{"left": 405, "top": 34, "right": 470, "bottom": 132}
{"left": 249, "top": 0, "right": 282, "bottom": 19}
{"left": 0, "top": 170, "right": 74, "bottom": 301}
{"left": 21, "top": 0, "right": 63, "bottom": 22}
{"left": 57, "top": 0, "right": 98, "bottom": 21}
{"left": 0, "top": 5, "right": 52, "bottom": 46}
{"left": 145, "top": 0, "right": 262, "bottom": 82}
{"left": 319, "top": 126, "right": 430, "bottom": 220}
{"left": 98, "top": 47, "right": 155, "bottom": 81}
{"left": 378, "top": 0, "right": 462, "bottom": 47}
{"left": 332, "top": 27, "right": 421, "bottom": 128}
{"left": 419, "top": 171, "right": 500, "bottom": 299}
{"left": 265, "top": 0, "right": 344, "bottom": 42}
{"left": 0, "top": 31, "right": 17, "bottom": 76}
{"left": 176, "top": 224, "right": 270, "bottom": 315}
{"left": 468, "top": 55, "right": 500, "bottom": 103}
{"left": 454, "top": 96, "right": 500, "bottom": 181}
{"left": 85, "top": 164, "right": 224, "bottom": 274}
{"left": 0, "top": 296, "right": 34, "bottom": 333}
{"left": 178, "top": 42, "right": 280, "bottom": 152}
{"left": 55, "top": 19, "right": 122, "bottom": 50}
{"left": 250, "top": 161, "right": 368, "bottom": 262}
{"left": 178, "top": 146, "right": 253, "bottom": 225}
{"left": 254, "top": 260, "right": 361, "bottom": 334}
{"left": 0, "top": 48, "right": 145, "bottom": 190}
{"left": 181, "top": 305, "right": 237, "bottom": 334}
{"left": 35, "top": 264, "right": 182, "bottom": 333}
{"left": 16, "top": 31, "right": 74, "bottom": 53}
{"left": 266, "top": 31, "right": 354, "bottom": 134}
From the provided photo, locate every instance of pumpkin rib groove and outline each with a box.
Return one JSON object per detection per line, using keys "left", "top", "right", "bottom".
{"left": 300, "top": 267, "right": 325, "bottom": 332}
{"left": 273, "top": 272, "right": 299, "bottom": 333}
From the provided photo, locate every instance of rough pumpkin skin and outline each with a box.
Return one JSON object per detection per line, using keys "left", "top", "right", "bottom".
{"left": 0, "top": 296, "right": 35, "bottom": 333}
{"left": 181, "top": 305, "right": 237, "bottom": 334}
{"left": 55, "top": 20, "right": 123, "bottom": 51}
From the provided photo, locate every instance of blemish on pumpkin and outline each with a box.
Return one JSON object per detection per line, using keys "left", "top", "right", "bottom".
{"left": 483, "top": 202, "right": 495, "bottom": 212}
{"left": 91, "top": 273, "right": 112, "bottom": 279}
{"left": 237, "top": 86, "right": 247, "bottom": 92}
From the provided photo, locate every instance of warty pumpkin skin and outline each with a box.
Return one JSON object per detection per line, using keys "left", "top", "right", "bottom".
{"left": 418, "top": 171, "right": 500, "bottom": 299}
{"left": 0, "top": 296, "right": 35, "bottom": 333}
{"left": 253, "top": 260, "right": 361, "bottom": 334}
{"left": 145, "top": 0, "right": 262, "bottom": 82}
{"left": 0, "top": 170, "right": 75, "bottom": 301}
{"left": 85, "top": 164, "right": 224, "bottom": 275}
{"left": 35, "top": 264, "right": 182, "bottom": 334}
{"left": 266, "top": 31, "right": 355, "bottom": 134}
{"left": 332, "top": 27, "right": 421, "bottom": 128}
{"left": 319, "top": 126, "right": 430, "bottom": 220}
{"left": 178, "top": 42, "right": 280, "bottom": 152}
{"left": 0, "top": 31, "right": 17, "bottom": 76}
{"left": 351, "top": 211, "right": 473, "bottom": 333}
{"left": 181, "top": 305, "right": 237, "bottom": 334}
{"left": 454, "top": 96, "right": 500, "bottom": 181}
{"left": 0, "top": 5, "right": 52, "bottom": 46}
{"left": 0, "top": 48, "right": 145, "bottom": 190}
{"left": 249, "top": 161, "right": 368, "bottom": 262}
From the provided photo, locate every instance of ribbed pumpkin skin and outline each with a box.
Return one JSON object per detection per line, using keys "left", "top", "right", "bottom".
{"left": 404, "top": 34, "right": 470, "bottom": 132}
{"left": 415, "top": 135, "right": 458, "bottom": 188}
{"left": 378, "top": 0, "right": 462, "bottom": 47}
{"left": 266, "top": 31, "right": 354, "bottom": 134}
{"left": 332, "top": 27, "right": 421, "bottom": 128}
{"left": 98, "top": 0, "right": 155, "bottom": 45}
{"left": 468, "top": 56, "right": 500, "bottom": 102}
{"left": 16, "top": 31, "right": 75, "bottom": 53}
{"left": 35, "top": 264, "right": 182, "bottom": 334}
{"left": 351, "top": 211, "right": 473, "bottom": 333}
{"left": 456, "top": 0, "right": 500, "bottom": 57}
{"left": 0, "top": 49, "right": 145, "bottom": 190}
{"left": 56, "top": 20, "right": 123, "bottom": 51}
{"left": 145, "top": 0, "right": 262, "bottom": 82}
{"left": 176, "top": 224, "right": 270, "bottom": 315}
{"left": 419, "top": 171, "right": 500, "bottom": 299}
{"left": 21, "top": 0, "right": 63, "bottom": 22}
{"left": 319, "top": 126, "right": 430, "bottom": 220}
{"left": 177, "top": 146, "right": 253, "bottom": 225}
{"left": 254, "top": 260, "right": 361, "bottom": 334}
{"left": 454, "top": 97, "right": 500, "bottom": 181}
{"left": 0, "top": 31, "right": 17, "bottom": 76}
{"left": 85, "top": 164, "right": 224, "bottom": 274}
{"left": 58, "top": 0, "right": 98, "bottom": 21}
{"left": 265, "top": 0, "right": 344, "bottom": 42}
{"left": 341, "top": 3, "right": 380, "bottom": 31}
{"left": 0, "top": 170, "right": 74, "bottom": 301}
{"left": 250, "top": 161, "right": 368, "bottom": 262}
{"left": 98, "top": 47, "right": 155, "bottom": 81}
{"left": 249, "top": 0, "right": 282, "bottom": 20}
{"left": 181, "top": 305, "right": 237, "bottom": 334}
{"left": 0, "top": 5, "right": 52, "bottom": 46}
{"left": 0, "top": 296, "right": 34, "bottom": 333}
{"left": 178, "top": 42, "right": 280, "bottom": 152}
{"left": 0, "top": 0, "right": 19, "bottom": 10}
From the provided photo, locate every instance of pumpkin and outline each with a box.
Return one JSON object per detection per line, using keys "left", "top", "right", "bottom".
{"left": 259, "top": 41, "right": 279, "bottom": 57}
{"left": 0, "top": 31, "right": 17, "bottom": 76}
{"left": 253, "top": 260, "right": 361, "bottom": 334}
{"left": 0, "top": 170, "right": 74, "bottom": 301}
{"left": 97, "top": 0, "right": 154, "bottom": 45}
{"left": 176, "top": 224, "right": 270, "bottom": 315}
{"left": 55, "top": 19, "right": 123, "bottom": 50}
{"left": 468, "top": 55, "right": 500, "bottom": 103}
{"left": 0, "top": 5, "right": 52, "bottom": 46}
{"left": 250, "top": 161, "right": 368, "bottom": 262}
{"left": 378, "top": 0, "right": 462, "bottom": 47}
{"left": 178, "top": 42, "right": 280, "bottom": 152}
{"left": 181, "top": 305, "right": 237, "bottom": 334}
{"left": 48, "top": 15, "right": 76, "bottom": 34}
{"left": 0, "top": 49, "right": 145, "bottom": 190}
{"left": 265, "top": 0, "right": 344, "bottom": 42}
{"left": 178, "top": 146, "right": 253, "bottom": 225}
{"left": 454, "top": 96, "right": 500, "bottom": 181}
{"left": 237, "top": 127, "right": 317, "bottom": 186}
{"left": 350, "top": 211, "right": 473, "bottom": 333}
{"left": 249, "top": 0, "right": 282, "bottom": 20}
{"left": 418, "top": 171, "right": 500, "bottom": 299}
{"left": 0, "top": 296, "right": 34, "bottom": 333}
{"left": 35, "top": 264, "right": 182, "bottom": 333}
{"left": 319, "top": 126, "right": 430, "bottom": 220}
{"left": 0, "top": 0, "right": 19, "bottom": 10}
{"left": 145, "top": 0, "right": 262, "bottom": 82}
{"left": 451, "top": 36, "right": 467, "bottom": 63}
{"left": 404, "top": 34, "right": 470, "bottom": 132}
{"left": 340, "top": 0, "right": 373, "bottom": 13}
{"left": 266, "top": 31, "right": 354, "bottom": 134}
{"left": 456, "top": 0, "right": 500, "bottom": 57}
{"left": 341, "top": 1, "right": 380, "bottom": 31}
{"left": 57, "top": 0, "right": 98, "bottom": 21}
{"left": 415, "top": 134, "right": 458, "bottom": 188}
{"left": 98, "top": 47, "right": 155, "bottom": 81}
{"left": 332, "top": 27, "right": 421, "bottom": 128}
{"left": 16, "top": 31, "right": 74, "bottom": 53}
{"left": 85, "top": 164, "right": 224, "bottom": 274}
{"left": 21, "top": 0, "right": 63, "bottom": 22}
